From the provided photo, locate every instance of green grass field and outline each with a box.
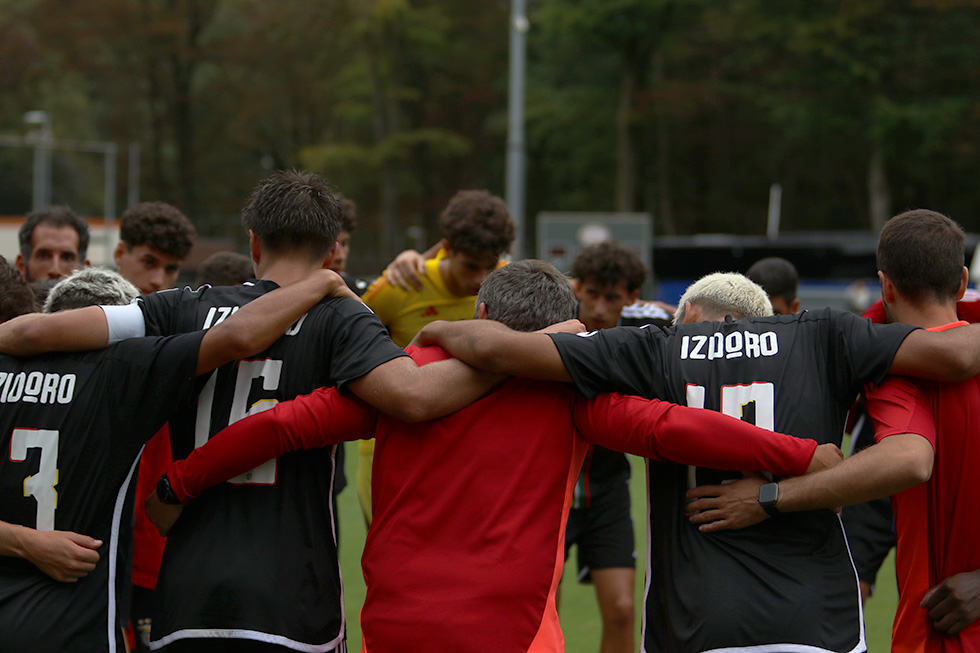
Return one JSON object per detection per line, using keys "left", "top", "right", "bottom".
{"left": 336, "top": 448, "right": 898, "bottom": 652}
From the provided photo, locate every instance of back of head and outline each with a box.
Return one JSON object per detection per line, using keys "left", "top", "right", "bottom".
{"left": 440, "top": 190, "right": 515, "bottom": 259}
{"left": 196, "top": 251, "right": 254, "bottom": 287}
{"left": 572, "top": 240, "right": 647, "bottom": 292}
{"left": 242, "top": 170, "right": 342, "bottom": 260}
{"left": 673, "top": 272, "right": 773, "bottom": 324}
{"left": 476, "top": 259, "right": 577, "bottom": 332}
{"left": 119, "top": 201, "right": 197, "bottom": 260}
{"left": 877, "top": 209, "right": 965, "bottom": 303}
{"left": 43, "top": 267, "right": 140, "bottom": 313}
{"left": 0, "top": 254, "right": 37, "bottom": 322}
{"left": 746, "top": 257, "right": 798, "bottom": 304}
{"left": 336, "top": 192, "right": 358, "bottom": 234}
{"left": 19, "top": 205, "right": 90, "bottom": 260}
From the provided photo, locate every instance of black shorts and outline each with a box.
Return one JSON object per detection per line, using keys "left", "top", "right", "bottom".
{"left": 564, "top": 481, "right": 636, "bottom": 583}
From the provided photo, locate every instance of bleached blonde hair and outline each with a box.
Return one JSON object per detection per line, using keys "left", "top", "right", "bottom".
{"left": 43, "top": 267, "right": 140, "bottom": 313}
{"left": 673, "top": 272, "right": 773, "bottom": 325}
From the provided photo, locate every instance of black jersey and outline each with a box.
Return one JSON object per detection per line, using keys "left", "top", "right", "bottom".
{"left": 138, "top": 281, "right": 407, "bottom": 651}
{"left": 0, "top": 334, "right": 203, "bottom": 653}
{"left": 574, "top": 310, "right": 672, "bottom": 507}
{"left": 550, "top": 308, "right": 915, "bottom": 653}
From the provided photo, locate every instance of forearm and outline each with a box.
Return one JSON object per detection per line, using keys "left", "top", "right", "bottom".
{"left": 890, "top": 324, "right": 980, "bottom": 381}
{"left": 0, "top": 521, "right": 29, "bottom": 559}
{"left": 415, "top": 320, "right": 571, "bottom": 381}
{"left": 579, "top": 395, "right": 816, "bottom": 476}
{"left": 169, "top": 388, "right": 376, "bottom": 502}
{"left": 198, "top": 269, "right": 344, "bottom": 374}
{"left": 776, "top": 433, "right": 932, "bottom": 511}
{"left": 0, "top": 307, "right": 108, "bottom": 356}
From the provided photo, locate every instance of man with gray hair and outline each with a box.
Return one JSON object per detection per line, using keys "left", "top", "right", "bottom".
{"left": 145, "top": 260, "right": 838, "bottom": 652}
{"left": 42, "top": 267, "right": 140, "bottom": 314}
{"left": 415, "top": 271, "right": 980, "bottom": 653}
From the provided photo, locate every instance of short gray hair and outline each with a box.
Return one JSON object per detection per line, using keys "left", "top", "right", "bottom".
{"left": 673, "top": 272, "right": 773, "bottom": 324}
{"left": 476, "top": 259, "right": 577, "bottom": 332}
{"left": 43, "top": 267, "right": 140, "bottom": 313}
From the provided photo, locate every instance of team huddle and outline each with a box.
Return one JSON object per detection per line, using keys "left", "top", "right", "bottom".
{"left": 0, "top": 170, "right": 978, "bottom": 653}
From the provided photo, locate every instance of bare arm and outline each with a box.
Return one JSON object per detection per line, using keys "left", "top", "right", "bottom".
{"left": 347, "top": 355, "right": 505, "bottom": 422}
{"left": 383, "top": 249, "right": 429, "bottom": 291}
{"left": 197, "top": 269, "right": 351, "bottom": 375}
{"left": 890, "top": 323, "right": 980, "bottom": 381}
{"left": 685, "top": 433, "right": 933, "bottom": 532}
{"left": 0, "top": 520, "right": 102, "bottom": 583}
{"left": 0, "top": 306, "right": 109, "bottom": 356}
{"left": 411, "top": 319, "right": 578, "bottom": 382}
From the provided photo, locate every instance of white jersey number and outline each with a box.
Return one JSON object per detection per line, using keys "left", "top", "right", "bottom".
{"left": 685, "top": 382, "right": 775, "bottom": 488}
{"left": 10, "top": 428, "right": 59, "bottom": 530}
{"left": 195, "top": 360, "right": 283, "bottom": 485}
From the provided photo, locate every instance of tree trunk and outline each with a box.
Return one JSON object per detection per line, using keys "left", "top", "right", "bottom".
{"left": 615, "top": 67, "right": 637, "bottom": 213}
{"left": 367, "top": 37, "right": 397, "bottom": 260}
{"left": 867, "top": 142, "right": 890, "bottom": 234}
{"left": 652, "top": 51, "right": 675, "bottom": 235}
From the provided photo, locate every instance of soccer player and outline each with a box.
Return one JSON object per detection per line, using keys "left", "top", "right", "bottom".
{"left": 114, "top": 201, "right": 197, "bottom": 295}
{"left": 566, "top": 241, "right": 669, "bottom": 653}
{"left": 111, "top": 201, "right": 197, "bottom": 651}
{"left": 414, "top": 270, "right": 980, "bottom": 652}
{"left": 0, "top": 265, "right": 350, "bottom": 653}
{"left": 746, "top": 256, "right": 801, "bottom": 315}
{"left": 16, "top": 205, "right": 90, "bottom": 282}
{"left": 195, "top": 251, "right": 254, "bottom": 288}
{"left": 0, "top": 170, "right": 507, "bottom": 653}
{"left": 687, "top": 209, "right": 980, "bottom": 651}
{"left": 357, "top": 188, "right": 515, "bottom": 522}
{"left": 0, "top": 255, "right": 38, "bottom": 321}
{"left": 145, "top": 260, "right": 841, "bottom": 652}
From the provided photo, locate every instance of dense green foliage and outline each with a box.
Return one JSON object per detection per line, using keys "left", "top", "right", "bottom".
{"left": 3, "top": 0, "right": 980, "bottom": 265}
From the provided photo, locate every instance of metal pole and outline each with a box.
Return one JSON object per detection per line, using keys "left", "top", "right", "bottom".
{"left": 40, "top": 118, "right": 52, "bottom": 206}
{"left": 505, "top": 0, "right": 528, "bottom": 260}
{"left": 766, "top": 183, "right": 782, "bottom": 239}
{"left": 104, "top": 143, "right": 117, "bottom": 265}
{"left": 128, "top": 142, "right": 140, "bottom": 209}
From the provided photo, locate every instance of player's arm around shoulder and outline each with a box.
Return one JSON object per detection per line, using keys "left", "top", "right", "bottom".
{"left": 197, "top": 269, "right": 350, "bottom": 374}
{"left": 0, "top": 306, "right": 109, "bottom": 356}
{"left": 890, "top": 322, "right": 980, "bottom": 381}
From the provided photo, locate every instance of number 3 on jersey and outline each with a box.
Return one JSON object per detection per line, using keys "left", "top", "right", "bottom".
{"left": 196, "top": 360, "right": 282, "bottom": 485}
{"left": 10, "top": 428, "right": 59, "bottom": 530}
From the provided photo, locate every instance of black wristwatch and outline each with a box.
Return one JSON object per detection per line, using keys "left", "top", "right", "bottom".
{"left": 758, "top": 482, "right": 780, "bottom": 517}
{"left": 156, "top": 474, "right": 182, "bottom": 506}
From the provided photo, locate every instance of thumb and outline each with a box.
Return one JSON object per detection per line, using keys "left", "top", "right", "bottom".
{"left": 64, "top": 532, "right": 103, "bottom": 549}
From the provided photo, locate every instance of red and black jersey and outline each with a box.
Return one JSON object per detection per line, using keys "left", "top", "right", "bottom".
{"left": 138, "top": 281, "right": 407, "bottom": 652}
{"left": 162, "top": 344, "right": 818, "bottom": 653}
{"left": 0, "top": 333, "right": 203, "bottom": 653}
{"left": 550, "top": 308, "right": 916, "bottom": 653}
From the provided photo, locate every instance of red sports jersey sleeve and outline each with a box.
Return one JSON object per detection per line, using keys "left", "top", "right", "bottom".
{"left": 866, "top": 376, "right": 938, "bottom": 449}
{"left": 573, "top": 393, "right": 816, "bottom": 476}
{"left": 168, "top": 387, "right": 377, "bottom": 503}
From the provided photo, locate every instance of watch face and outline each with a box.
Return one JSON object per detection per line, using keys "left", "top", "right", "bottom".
{"left": 759, "top": 483, "right": 779, "bottom": 506}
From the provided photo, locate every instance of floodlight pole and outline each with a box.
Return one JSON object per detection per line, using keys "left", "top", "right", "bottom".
{"left": 24, "top": 111, "right": 52, "bottom": 209}
{"left": 505, "top": 0, "right": 528, "bottom": 260}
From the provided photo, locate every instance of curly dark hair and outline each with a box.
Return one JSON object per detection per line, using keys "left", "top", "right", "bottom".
{"left": 242, "top": 170, "right": 342, "bottom": 260}
{"left": 0, "top": 255, "right": 37, "bottom": 322}
{"left": 439, "top": 190, "right": 515, "bottom": 259}
{"left": 19, "top": 205, "right": 90, "bottom": 260}
{"left": 571, "top": 241, "right": 647, "bottom": 292}
{"left": 119, "top": 202, "right": 197, "bottom": 260}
